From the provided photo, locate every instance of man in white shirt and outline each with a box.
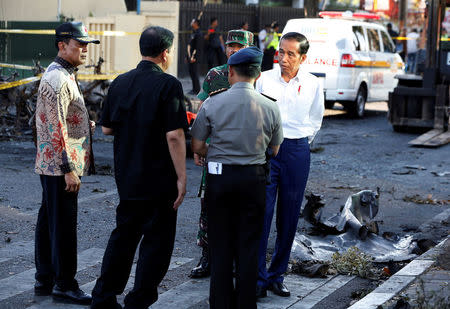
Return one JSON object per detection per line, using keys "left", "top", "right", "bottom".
{"left": 258, "top": 24, "right": 270, "bottom": 50}
{"left": 406, "top": 28, "right": 419, "bottom": 73}
{"left": 255, "top": 32, "right": 324, "bottom": 298}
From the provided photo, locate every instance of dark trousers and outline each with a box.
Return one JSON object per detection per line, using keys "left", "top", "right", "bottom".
{"left": 188, "top": 61, "right": 200, "bottom": 94}
{"left": 261, "top": 48, "right": 275, "bottom": 72}
{"left": 258, "top": 138, "right": 310, "bottom": 287}
{"left": 207, "top": 47, "right": 225, "bottom": 70}
{"left": 206, "top": 164, "right": 266, "bottom": 309}
{"left": 35, "top": 175, "right": 79, "bottom": 290}
{"left": 91, "top": 198, "right": 177, "bottom": 309}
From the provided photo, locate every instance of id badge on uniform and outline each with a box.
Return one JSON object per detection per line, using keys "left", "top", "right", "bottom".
{"left": 208, "top": 162, "right": 222, "bottom": 175}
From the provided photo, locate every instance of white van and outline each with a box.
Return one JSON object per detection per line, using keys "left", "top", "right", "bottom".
{"left": 279, "top": 16, "right": 405, "bottom": 117}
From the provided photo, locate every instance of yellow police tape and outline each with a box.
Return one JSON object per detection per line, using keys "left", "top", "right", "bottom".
{"left": 0, "top": 63, "right": 35, "bottom": 70}
{"left": 77, "top": 74, "right": 119, "bottom": 80}
{"left": 0, "top": 73, "right": 119, "bottom": 90}
{"left": 0, "top": 76, "right": 41, "bottom": 90}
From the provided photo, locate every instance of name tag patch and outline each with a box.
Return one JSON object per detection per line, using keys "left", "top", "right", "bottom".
{"left": 208, "top": 162, "right": 222, "bottom": 175}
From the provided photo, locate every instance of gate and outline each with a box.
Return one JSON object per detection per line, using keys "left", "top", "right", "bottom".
{"left": 178, "top": 3, "right": 304, "bottom": 76}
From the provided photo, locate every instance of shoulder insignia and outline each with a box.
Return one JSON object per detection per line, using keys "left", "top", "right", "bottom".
{"left": 261, "top": 93, "right": 277, "bottom": 102}
{"left": 209, "top": 88, "right": 228, "bottom": 96}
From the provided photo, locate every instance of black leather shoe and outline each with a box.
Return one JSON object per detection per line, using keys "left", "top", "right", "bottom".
{"left": 34, "top": 280, "right": 53, "bottom": 296}
{"left": 269, "top": 282, "right": 290, "bottom": 297}
{"left": 52, "top": 286, "right": 92, "bottom": 305}
{"left": 256, "top": 285, "right": 267, "bottom": 299}
{"left": 189, "top": 255, "right": 210, "bottom": 278}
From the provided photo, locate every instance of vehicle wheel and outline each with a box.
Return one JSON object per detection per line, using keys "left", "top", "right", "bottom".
{"left": 351, "top": 87, "right": 367, "bottom": 118}
{"left": 325, "top": 100, "right": 335, "bottom": 109}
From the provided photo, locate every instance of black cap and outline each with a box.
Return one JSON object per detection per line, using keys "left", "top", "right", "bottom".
{"left": 227, "top": 46, "right": 263, "bottom": 66}
{"left": 55, "top": 22, "right": 100, "bottom": 44}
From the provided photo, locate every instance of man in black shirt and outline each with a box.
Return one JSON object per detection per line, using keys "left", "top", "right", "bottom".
{"left": 187, "top": 18, "right": 201, "bottom": 94}
{"left": 204, "top": 17, "right": 225, "bottom": 70}
{"left": 91, "top": 26, "right": 188, "bottom": 309}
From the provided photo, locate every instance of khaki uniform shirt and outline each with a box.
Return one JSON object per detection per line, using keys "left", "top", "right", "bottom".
{"left": 191, "top": 82, "right": 283, "bottom": 165}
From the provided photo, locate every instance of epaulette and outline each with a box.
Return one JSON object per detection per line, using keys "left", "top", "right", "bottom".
{"left": 261, "top": 93, "right": 277, "bottom": 102}
{"left": 209, "top": 88, "right": 228, "bottom": 96}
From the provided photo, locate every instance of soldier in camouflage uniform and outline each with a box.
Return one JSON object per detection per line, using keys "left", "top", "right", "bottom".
{"left": 190, "top": 29, "right": 254, "bottom": 278}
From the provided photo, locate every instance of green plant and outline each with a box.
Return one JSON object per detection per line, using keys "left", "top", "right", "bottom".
{"left": 330, "top": 246, "right": 374, "bottom": 278}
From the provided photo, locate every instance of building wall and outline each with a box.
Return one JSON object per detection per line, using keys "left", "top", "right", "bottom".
{"left": 0, "top": 0, "right": 127, "bottom": 21}
{"left": 84, "top": 2, "right": 180, "bottom": 77}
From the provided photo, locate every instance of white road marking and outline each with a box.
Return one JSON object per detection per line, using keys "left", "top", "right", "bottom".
{"left": 27, "top": 256, "right": 193, "bottom": 309}
{"left": 0, "top": 247, "right": 104, "bottom": 302}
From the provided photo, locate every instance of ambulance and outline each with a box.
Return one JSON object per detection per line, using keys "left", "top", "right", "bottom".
{"left": 278, "top": 11, "right": 405, "bottom": 117}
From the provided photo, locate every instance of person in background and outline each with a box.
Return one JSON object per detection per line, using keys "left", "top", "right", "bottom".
{"left": 187, "top": 18, "right": 202, "bottom": 95}
{"left": 258, "top": 24, "right": 271, "bottom": 51}
{"left": 240, "top": 21, "right": 249, "bottom": 31}
{"left": 91, "top": 26, "right": 188, "bottom": 309}
{"left": 34, "top": 21, "right": 99, "bottom": 305}
{"left": 261, "top": 21, "right": 280, "bottom": 71}
{"left": 406, "top": 28, "right": 419, "bottom": 73}
{"left": 255, "top": 32, "right": 324, "bottom": 299}
{"left": 204, "top": 17, "right": 225, "bottom": 70}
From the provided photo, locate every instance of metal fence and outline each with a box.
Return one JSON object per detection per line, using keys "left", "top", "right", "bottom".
{"left": 178, "top": 2, "right": 305, "bottom": 76}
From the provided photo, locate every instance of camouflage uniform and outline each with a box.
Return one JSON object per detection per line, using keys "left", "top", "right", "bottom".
{"left": 190, "top": 29, "right": 254, "bottom": 278}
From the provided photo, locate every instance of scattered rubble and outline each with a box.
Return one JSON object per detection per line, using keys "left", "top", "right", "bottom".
{"left": 403, "top": 194, "right": 449, "bottom": 205}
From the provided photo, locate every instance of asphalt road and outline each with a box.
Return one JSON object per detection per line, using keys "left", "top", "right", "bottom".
{"left": 0, "top": 101, "right": 448, "bottom": 308}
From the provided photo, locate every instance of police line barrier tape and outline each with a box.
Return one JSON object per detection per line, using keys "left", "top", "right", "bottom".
{"left": 0, "top": 63, "right": 35, "bottom": 70}
{"left": 0, "top": 73, "right": 119, "bottom": 91}
{"left": 0, "top": 76, "right": 41, "bottom": 90}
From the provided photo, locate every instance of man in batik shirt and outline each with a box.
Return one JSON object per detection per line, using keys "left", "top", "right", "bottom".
{"left": 34, "top": 21, "right": 99, "bottom": 305}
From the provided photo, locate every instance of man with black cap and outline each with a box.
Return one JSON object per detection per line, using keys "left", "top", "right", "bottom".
{"left": 190, "top": 29, "right": 253, "bottom": 279}
{"left": 34, "top": 21, "right": 99, "bottom": 304}
{"left": 191, "top": 46, "right": 283, "bottom": 309}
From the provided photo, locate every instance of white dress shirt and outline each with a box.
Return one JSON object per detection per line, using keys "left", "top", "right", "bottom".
{"left": 258, "top": 29, "right": 267, "bottom": 50}
{"left": 255, "top": 65, "right": 324, "bottom": 143}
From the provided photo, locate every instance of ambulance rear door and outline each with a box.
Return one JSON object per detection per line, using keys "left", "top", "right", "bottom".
{"left": 366, "top": 26, "right": 387, "bottom": 101}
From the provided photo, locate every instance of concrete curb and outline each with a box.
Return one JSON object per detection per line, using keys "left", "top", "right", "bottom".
{"left": 348, "top": 235, "right": 449, "bottom": 309}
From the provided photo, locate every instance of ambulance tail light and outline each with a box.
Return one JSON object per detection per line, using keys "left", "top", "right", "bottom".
{"left": 340, "top": 54, "right": 355, "bottom": 67}
{"left": 274, "top": 50, "right": 279, "bottom": 63}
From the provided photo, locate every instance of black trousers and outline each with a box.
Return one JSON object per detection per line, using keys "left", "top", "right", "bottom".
{"left": 206, "top": 165, "right": 266, "bottom": 309}
{"left": 261, "top": 48, "right": 275, "bottom": 72}
{"left": 207, "top": 47, "right": 225, "bottom": 70}
{"left": 35, "top": 175, "right": 79, "bottom": 290}
{"left": 188, "top": 61, "right": 200, "bottom": 94}
{"left": 91, "top": 198, "right": 177, "bottom": 309}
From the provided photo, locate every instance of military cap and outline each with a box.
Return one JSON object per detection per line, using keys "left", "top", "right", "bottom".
{"left": 225, "top": 30, "right": 253, "bottom": 47}
{"left": 55, "top": 22, "right": 100, "bottom": 44}
{"left": 227, "top": 46, "right": 263, "bottom": 66}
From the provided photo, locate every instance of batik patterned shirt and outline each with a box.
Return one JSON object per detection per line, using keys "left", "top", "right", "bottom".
{"left": 35, "top": 57, "right": 94, "bottom": 176}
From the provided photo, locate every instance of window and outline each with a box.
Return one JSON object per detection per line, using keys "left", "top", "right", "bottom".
{"left": 380, "top": 30, "right": 395, "bottom": 53}
{"left": 352, "top": 26, "right": 366, "bottom": 51}
{"left": 366, "top": 28, "right": 381, "bottom": 52}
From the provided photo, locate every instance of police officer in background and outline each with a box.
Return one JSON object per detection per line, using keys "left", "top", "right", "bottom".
{"left": 190, "top": 29, "right": 254, "bottom": 279}
{"left": 191, "top": 46, "right": 283, "bottom": 309}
